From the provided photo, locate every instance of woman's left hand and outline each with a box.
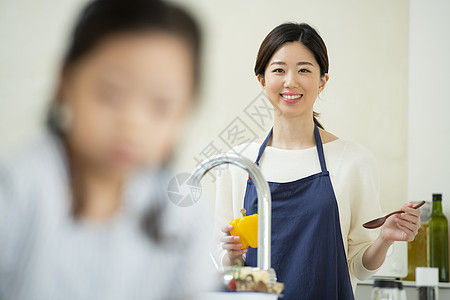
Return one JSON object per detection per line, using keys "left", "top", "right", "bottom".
{"left": 380, "top": 204, "right": 421, "bottom": 242}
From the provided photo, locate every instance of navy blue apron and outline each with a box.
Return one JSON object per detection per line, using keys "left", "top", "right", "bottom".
{"left": 243, "top": 124, "right": 354, "bottom": 300}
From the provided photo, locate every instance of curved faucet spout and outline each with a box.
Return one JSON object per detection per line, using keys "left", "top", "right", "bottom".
{"left": 191, "top": 153, "right": 271, "bottom": 270}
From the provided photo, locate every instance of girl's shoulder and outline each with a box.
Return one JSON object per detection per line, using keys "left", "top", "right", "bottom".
{"left": 0, "top": 131, "right": 68, "bottom": 205}
{"left": 1, "top": 131, "right": 65, "bottom": 175}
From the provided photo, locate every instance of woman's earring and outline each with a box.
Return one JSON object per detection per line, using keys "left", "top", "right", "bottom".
{"left": 49, "top": 102, "right": 73, "bottom": 133}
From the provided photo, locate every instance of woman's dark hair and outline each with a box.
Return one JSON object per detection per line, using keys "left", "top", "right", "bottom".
{"left": 47, "top": 0, "right": 201, "bottom": 243}
{"left": 254, "top": 22, "right": 328, "bottom": 129}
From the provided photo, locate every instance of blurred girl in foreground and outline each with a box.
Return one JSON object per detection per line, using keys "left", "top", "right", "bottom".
{"left": 0, "top": 0, "right": 214, "bottom": 299}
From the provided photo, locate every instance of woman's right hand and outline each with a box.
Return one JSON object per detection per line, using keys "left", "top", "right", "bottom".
{"left": 220, "top": 224, "right": 247, "bottom": 266}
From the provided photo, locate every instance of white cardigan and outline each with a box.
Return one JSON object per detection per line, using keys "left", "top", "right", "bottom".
{"left": 214, "top": 138, "right": 383, "bottom": 291}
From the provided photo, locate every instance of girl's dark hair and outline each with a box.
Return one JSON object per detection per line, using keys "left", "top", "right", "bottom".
{"left": 48, "top": 0, "right": 201, "bottom": 243}
{"left": 63, "top": 0, "right": 201, "bottom": 83}
{"left": 254, "top": 23, "right": 328, "bottom": 129}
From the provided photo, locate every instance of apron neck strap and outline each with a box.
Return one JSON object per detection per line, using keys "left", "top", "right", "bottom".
{"left": 255, "top": 127, "right": 273, "bottom": 166}
{"left": 313, "top": 124, "right": 328, "bottom": 173}
{"left": 254, "top": 124, "right": 328, "bottom": 173}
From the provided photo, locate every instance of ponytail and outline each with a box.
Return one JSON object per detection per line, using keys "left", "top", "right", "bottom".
{"left": 313, "top": 111, "right": 324, "bottom": 129}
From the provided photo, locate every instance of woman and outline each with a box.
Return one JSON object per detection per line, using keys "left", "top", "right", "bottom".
{"left": 215, "top": 23, "right": 421, "bottom": 299}
{"left": 0, "top": 0, "right": 214, "bottom": 299}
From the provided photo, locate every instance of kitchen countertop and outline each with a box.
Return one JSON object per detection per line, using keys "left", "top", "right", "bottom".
{"left": 356, "top": 279, "right": 450, "bottom": 300}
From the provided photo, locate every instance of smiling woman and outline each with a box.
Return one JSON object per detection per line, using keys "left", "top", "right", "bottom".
{"left": 215, "top": 22, "right": 421, "bottom": 300}
{"left": 254, "top": 23, "right": 329, "bottom": 130}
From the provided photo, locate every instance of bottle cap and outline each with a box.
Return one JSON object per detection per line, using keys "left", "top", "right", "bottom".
{"left": 416, "top": 267, "right": 439, "bottom": 286}
{"left": 432, "top": 194, "right": 442, "bottom": 201}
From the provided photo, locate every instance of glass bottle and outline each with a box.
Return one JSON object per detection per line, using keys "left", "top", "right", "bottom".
{"left": 404, "top": 201, "right": 431, "bottom": 281}
{"left": 428, "top": 193, "right": 449, "bottom": 282}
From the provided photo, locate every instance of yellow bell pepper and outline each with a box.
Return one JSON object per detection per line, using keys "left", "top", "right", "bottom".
{"left": 229, "top": 208, "right": 258, "bottom": 249}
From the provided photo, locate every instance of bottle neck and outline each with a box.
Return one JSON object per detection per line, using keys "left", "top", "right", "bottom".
{"left": 432, "top": 201, "right": 443, "bottom": 215}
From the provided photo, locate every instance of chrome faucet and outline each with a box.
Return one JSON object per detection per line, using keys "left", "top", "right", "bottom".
{"left": 191, "top": 153, "right": 272, "bottom": 271}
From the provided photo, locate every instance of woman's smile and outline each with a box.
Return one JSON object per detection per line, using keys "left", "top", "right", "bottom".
{"left": 280, "top": 92, "right": 303, "bottom": 104}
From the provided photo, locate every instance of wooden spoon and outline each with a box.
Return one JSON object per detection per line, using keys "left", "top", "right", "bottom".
{"left": 362, "top": 200, "right": 426, "bottom": 229}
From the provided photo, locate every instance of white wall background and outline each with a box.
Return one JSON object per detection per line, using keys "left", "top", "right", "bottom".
{"left": 0, "top": 0, "right": 411, "bottom": 213}
{"left": 0, "top": 0, "right": 88, "bottom": 153}
{"left": 408, "top": 0, "right": 450, "bottom": 223}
